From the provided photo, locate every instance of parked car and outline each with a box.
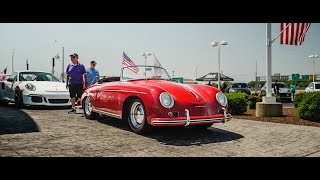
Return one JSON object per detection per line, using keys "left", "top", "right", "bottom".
{"left": 81, "top": 65, "right": 232, "bottom": 134}
{"left": 228, "top": 83, "right": 251, "bottom": 95}
{"left": 305, "top": 82, "right": 320, "bottom": 92}
{"left": 0, "top": 70, "right": 71, "bottom": 108}
{"left": 261, "top": 82, "right": 291, "bottom": 101}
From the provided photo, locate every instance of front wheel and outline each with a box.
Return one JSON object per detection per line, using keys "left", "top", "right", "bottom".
{"left": 127, "top": 98, "right": 150, "bottom": 134}
{"left": 15, "top": 89, "right": 24, "bottom": 109}
{"left": 83, "top": 96, "right": 99, "bottom": 120}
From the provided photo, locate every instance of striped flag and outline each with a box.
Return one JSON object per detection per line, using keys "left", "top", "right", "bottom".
{"left": 122, "top": 52, "right": 139, "bottom": 74}
{"left": 0, "top": 67, "right": 7, "bottom": 81}
{"left": 153, "top": 53, "right": 163, "bottom": 76}
{"left": 280, "top": 23, "right": 311, "bottom": 46}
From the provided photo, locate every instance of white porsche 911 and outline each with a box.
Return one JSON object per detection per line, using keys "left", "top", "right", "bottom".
{"left": 0, "top": 70, "right": 71, "bottom": 108}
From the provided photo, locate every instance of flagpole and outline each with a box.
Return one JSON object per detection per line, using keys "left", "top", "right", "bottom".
{"left": 263, "top": 23, "right": 275, "bottom": 102}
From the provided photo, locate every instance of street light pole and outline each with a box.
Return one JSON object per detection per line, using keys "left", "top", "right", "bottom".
{"left": 141, "top": 52, "right": 152, "bottom": 79}
{"left": 309, "top": 55, "right": 319, "bottom": 89}
{"left": 211, "top": 41, "right": 227, "bottom": 90}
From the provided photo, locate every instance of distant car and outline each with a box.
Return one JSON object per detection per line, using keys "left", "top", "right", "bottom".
{"left": 0, "top": 70, "right": 71, "bottom": 108}
{"left": 261, "top": 82, "right": 291, "bottom": 101}
{"left": 228, "top": 83, "right": 251, "bottom": 95}
{"left": 305, "top": 82, "right": 320, "bottom": 92}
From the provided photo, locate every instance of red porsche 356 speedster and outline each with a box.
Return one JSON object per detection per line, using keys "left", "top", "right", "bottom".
{"left": 81, "top": 65, "right": 232, "bottom": 134}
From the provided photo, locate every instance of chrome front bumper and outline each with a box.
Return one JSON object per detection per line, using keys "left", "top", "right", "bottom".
{"left": 151, "top": 108, "right": 232, "bottom": 126}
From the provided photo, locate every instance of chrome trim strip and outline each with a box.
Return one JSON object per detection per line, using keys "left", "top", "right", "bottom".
{"left": 93, "top": 109, "right": 121, "bottom": 119}
{"left": 151, "top": 114, "right": 232, "bottom": 125}
{"left": 187, "top": 89, "right": 200, "bottom": 102}
{"left": 185, "top": 109, "right": 190, "bottom": 126}
{"left": 102, "top": 90, "right": 147, "bottom": 95}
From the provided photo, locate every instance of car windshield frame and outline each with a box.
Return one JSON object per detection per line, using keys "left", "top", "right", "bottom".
{"left": 121, "top": 65, "right": 172, "bottom": 82}
{"left": 19, "top": 72, "right": 60, "bottom": 82}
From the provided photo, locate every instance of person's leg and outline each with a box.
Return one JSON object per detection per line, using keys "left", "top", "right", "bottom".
{"left": 76, "top": 84, "right": 84, "bottom": 108}
{"left": 68, "top": 85, "right": 77, "bottom": 113}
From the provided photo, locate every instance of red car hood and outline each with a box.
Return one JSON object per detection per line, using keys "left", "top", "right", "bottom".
{"left": 133, "top": 80, "right": 208, "bottom": 105}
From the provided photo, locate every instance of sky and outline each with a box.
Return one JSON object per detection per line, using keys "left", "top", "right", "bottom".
{"left": 0, "top": 23, "right": 319, "bottom": 82}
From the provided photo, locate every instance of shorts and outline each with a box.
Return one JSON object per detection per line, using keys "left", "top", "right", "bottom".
{"left": 69, "top": 84, "right": 84, "bottom": 98}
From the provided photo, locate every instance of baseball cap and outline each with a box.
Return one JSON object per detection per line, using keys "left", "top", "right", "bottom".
{"left": 90, "top": 60, "right": 97, "bottom": 65}
{"left": 70, "top": 53, "right": 78, "bottom": 58}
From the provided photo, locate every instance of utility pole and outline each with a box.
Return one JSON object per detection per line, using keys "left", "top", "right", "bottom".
{"left": 62, "top": 47, "right": 65, "bottom": 82}
{"left": 52, "top": 57, "right": 55, "bottom": 75}
{"left": 255, "top": 59, "right": 258, "bottom": 94}
{"left": 11, "top": 49, "right": 15, "bottom": 73}
{"left": 26, "top": 58, "right": 29, "bottom": 70}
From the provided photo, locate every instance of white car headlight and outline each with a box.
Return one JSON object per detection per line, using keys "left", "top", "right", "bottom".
{"left": 229, "top": 88, "right": 235, "bottom": 92}
{"left": 216, "top": 92, "right": 227, "bottom": 107}
{"left": 25, "top": 83, "right": 36, "bottom": 91}
{"left": 159, "top": 92, "right": 174, "bottom": 109}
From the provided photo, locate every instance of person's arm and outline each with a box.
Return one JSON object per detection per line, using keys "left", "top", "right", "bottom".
{"left": 66, "top": 75, "right": 69, "bottom": 89}
{"left": 84, "top": 74, "right": 88, "bottom": 89}
{"left": 65, "top": 64, "right": 69, "bottom": 89}
{"left": 81, "top": 65, "right": 88, "bottom": 89}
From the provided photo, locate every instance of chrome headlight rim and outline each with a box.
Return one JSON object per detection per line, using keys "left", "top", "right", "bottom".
{"left": 25, "top": 83, "right": 36, "bottom": 91}
{"left": 159, "top": 92, "right": 174, "bottom": 109}
{"left": 216, "top": 92, "right": 227, "bottom": 107}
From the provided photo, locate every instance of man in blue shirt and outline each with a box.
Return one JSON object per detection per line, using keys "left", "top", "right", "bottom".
{"left": 87, "top": 60, "right": 100, "bottom": 86}
{"left": 66, "top": 53, "right": 88, "bottom": 114}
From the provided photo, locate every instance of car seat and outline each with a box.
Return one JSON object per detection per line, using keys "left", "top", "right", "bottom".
{"left": 25, "top": 76, "right": 32, "bottom": 81}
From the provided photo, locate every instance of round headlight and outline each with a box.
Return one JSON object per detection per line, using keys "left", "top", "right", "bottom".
{"left": 159, "top": 92, "right": 174, "bottom": 109}
{"left": 216, "top": 92, "right": 227, "bottom": 107}
{"left": 25, "top": 83, "right": 36, "bottom": 91}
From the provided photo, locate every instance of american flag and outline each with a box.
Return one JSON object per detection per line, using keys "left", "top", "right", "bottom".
{"left": 154, "top": 53, "right": 163, "bottom": 76}
{"left": 122, "top": 52, "right": 139, "bottom": 74}
{"left": 280, "top": 23, "right": 311, "bottom": 46}
{"left": 0, "top": 67, "right": 7, "bottom": 81}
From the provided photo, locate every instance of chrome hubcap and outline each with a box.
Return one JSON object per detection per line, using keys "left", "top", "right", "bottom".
{"left": 85, "top": 97, "right": 92, "bottom": 115}
{"left": 130, "top": 102, "right": 145, "bottom": 128}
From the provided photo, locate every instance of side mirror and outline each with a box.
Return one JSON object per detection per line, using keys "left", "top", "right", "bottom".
{"left": 7, "top": 78, "right": 14, "bottom": 82}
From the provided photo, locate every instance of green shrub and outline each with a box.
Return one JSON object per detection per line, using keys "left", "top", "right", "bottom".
{"left": 293, "top": 92, "right": 306, "bottom": 108}
{"left": 225, "top": 92, "right": 248, "bottom": 115}
{"left": 247, "top": 94, "right": 262, "bottom": 109}
{"left": 298, "top": 92, "right": 320, "bottom": 122}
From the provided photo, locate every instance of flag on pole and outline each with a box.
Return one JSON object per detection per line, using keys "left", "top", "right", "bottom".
{"left": 122, "top": 52, "right": 139, "bottom": 74}
{"left": 153, "top": 53, "right": 163, "bottom": 76}
{"left": 280, "top": 23, "right": 311, "bottom": 45}
{"left": 0, "top": 67, "right": 8, "bottom": 81}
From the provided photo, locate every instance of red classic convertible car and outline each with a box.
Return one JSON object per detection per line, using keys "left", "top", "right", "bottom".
{"left": 81, "top": 65, "right": 232, "bottom": 134}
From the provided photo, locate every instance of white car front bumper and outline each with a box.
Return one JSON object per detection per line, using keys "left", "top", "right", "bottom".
{"left": 22, "top": 92, "right": 71, "bottom": 106}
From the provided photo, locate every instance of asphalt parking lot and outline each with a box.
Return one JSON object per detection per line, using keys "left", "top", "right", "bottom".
{"left": 1, "top": 104, "right": 320, "bottom": 157}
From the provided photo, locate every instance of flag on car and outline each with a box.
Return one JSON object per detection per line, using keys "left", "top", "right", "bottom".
{"left": 280, "top": 23, "right": 311, "bottom": 45}
{"left": 0, "top": 67, "right": 7, "bottom": 81}
{"left": 122, "top": 52, "right": 139, "bottom": 74}
{"left": 153, "top": 53, "right": 163, "bottom": 76}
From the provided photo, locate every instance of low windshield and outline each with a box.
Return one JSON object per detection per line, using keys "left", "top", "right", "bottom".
{"left": 315, "top": 84, "right": 320, "bottom": 89}
{"left": 122, "top": 65, "right": 171, "bottom": 81}
{"left": 232, "top": 83, "right": 247, "bottom": 88}
{"left": 19, "top": 72, "right": 60, "bottom": 82}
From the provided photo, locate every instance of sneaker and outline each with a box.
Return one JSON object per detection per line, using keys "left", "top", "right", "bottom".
{"left": 68, "top": 107, "right": 77, "bottom": 114}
